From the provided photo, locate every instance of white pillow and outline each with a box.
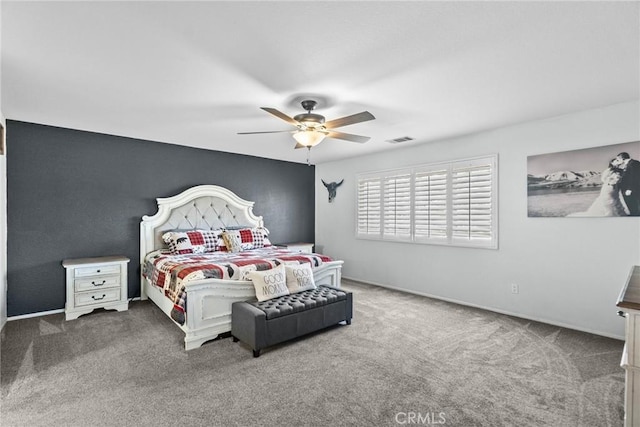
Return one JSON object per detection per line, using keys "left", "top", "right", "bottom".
{"left": 247, "top": 264, "right": 289, "bottom": 302}
{"left": 285, "top": 263, "right": 316, "bottom": 293}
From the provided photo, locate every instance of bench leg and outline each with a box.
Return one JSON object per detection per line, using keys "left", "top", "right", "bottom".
{"left": 253, "top": 349, "right": 261, "bottom": 358}
{"left": 346, "top": 319, "right": 351, "bottom": 325}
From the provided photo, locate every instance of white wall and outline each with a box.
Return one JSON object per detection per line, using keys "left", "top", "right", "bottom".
{"left": 316, "top": 101, "right": 640, "bottom": 339}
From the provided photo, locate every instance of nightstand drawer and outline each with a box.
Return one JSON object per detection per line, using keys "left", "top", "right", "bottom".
{"left": 75, "top": 264, "right": 120, "bottom": 278}
{"left": 74, "top": 288, "right": 121, "bottom": 307}
{"left": 75, "top": 275, "right": 120, "bottom": 292}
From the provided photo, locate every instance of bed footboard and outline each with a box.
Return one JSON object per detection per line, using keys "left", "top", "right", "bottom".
{"left": 183, "top": 280, "right": 255, "bottom": 350}
{"left": 143, "top": 260, "right": 343, "bottom": 350}
{"left": 312, "top": 260, "right": 344, "bottom": 288}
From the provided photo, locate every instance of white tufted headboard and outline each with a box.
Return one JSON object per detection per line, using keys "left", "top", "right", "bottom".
{"left": 140, "top": 185, "right": 264, "bottom": 263}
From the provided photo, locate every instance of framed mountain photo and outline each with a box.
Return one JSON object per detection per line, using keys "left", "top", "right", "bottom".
{"left": 527, "top": 141, "right": 640, "bottom": 217}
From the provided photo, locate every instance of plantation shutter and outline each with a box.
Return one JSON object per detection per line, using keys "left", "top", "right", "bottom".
{"left": 357, "top": 176, "right": 382, "bottom": 236}
{"left": 356, "top": 154, "right": 497, "bottom": 248}
{"left": 451, "top": 159, "right": 494, "bottom": 243}
{"left": 414, "top": 169, "right": 448, "bottom": 240}
{"left": 383, "top": 173, "right": 412, "bottom": 239}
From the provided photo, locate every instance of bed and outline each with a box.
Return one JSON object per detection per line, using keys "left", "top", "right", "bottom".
{"left": 140, "top": 185, "right": 343, "bottom": 350}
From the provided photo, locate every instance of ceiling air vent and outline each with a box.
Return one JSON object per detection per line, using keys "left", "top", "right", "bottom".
{"left": 386, "top": 136, "right": 414, "bottom": 144}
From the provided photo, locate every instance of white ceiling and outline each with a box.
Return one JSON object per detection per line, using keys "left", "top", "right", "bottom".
{"left": 2, "top": 1, "right": 639, "bottom": 165}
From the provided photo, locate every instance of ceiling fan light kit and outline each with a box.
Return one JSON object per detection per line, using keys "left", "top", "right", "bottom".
{"left": 292, "top": 129, "right": 326, "bottom": 148}
{"left": 238, "top": 99, "right": 375, "bottom": 151}
{"left": 291, "top": 100, "right": 327, "bottom": 148}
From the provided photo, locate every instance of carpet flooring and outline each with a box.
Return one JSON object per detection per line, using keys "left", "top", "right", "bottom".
{"left": 0, "top": 280, "right": 625, "bottom": 426}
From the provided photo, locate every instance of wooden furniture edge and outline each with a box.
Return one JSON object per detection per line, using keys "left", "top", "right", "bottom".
{"left": 617, "top": 265, "right": 640, "bottom": 311}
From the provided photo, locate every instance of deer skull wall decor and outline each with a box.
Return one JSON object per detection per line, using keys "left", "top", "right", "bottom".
{"left": 322, "top": 179, "right": 344, "bottom": 203}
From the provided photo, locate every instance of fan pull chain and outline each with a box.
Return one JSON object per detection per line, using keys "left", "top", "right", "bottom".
{"left": 307, "top": 147, "right": 311, "bottom": 166}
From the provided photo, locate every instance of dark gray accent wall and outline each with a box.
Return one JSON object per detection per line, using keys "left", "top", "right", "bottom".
{"left": 6, "top": 121, "right": 315, "bottom": 317}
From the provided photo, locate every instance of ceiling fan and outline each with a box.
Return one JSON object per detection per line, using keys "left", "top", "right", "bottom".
{"left": 238, "top": 100, "right": 375, "bottom": 149}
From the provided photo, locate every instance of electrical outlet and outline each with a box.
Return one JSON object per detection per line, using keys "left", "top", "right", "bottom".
{"left": 511, "top": 284, "right": 519, "bottom": 294}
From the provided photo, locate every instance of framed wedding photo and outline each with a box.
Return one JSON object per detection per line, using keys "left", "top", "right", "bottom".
{"left": 527, "top": 141, "right": 640, "bottom": 217}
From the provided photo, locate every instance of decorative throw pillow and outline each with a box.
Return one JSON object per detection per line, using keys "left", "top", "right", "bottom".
{"left": 285, "top": 263, "right": 316, "bottom": 293}
{"left": 217, "top": 227, "right": 271, "bottom": 251}
{"left": 221, "top": 230, "right": 242, "bottom": 253}
{"left": 249, "top": 226, "right": 272, "bottom": 248}
{"left": 247, "top": 264, "right": 289, "bottom": 302}
{"left": 199, "top": 229, "right": 224, "bottom": 252}
{"left": 162, "top": 231, "right": 206, "bottom": 254}
{"left": 238, "top": 228, "right": 254, "bottom": 246}
{"left": 236, "top": 227, "right": 262, "bottom": 249}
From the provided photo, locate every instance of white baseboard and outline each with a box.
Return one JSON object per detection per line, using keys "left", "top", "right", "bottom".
{"left": 8, "top": 308, "right": 64, "bottom": 321}
{"left": 343, "top": 275, "right": 625, "bottom": 341}
{"left": 7, "top": 297, "right": 143, "bottom": 322}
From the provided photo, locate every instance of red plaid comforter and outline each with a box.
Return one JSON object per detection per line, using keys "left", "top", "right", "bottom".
{"left": 143, "top": 248, "right": 332, "bottom": 325}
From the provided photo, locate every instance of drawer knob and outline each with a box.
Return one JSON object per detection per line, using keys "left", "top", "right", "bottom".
{"left": 91, "top": 280, "right": 106, "bottom": 287}
{"left": 92, "top": 294, "right": 106, "bottom": 301}
{"left": 96, "top": 269, "right": 101, "bottom": 273}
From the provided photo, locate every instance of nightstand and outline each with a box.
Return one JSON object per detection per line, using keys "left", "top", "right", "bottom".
{"left": 276, "top": 242, "right": 314, "bottom": 253}
{"left": 62, "top": 256, "right": 130, "bottom": 321}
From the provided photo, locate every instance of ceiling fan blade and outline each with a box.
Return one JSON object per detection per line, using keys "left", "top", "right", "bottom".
{"left": 237, "top": 130, "right": 293, "bottom": 135}
{"left": 326, "top": 130, "right": 370, "bottom": 143}
{"left": 324, "top": 111, "right": 375, "bottom": 129}
{"left": 261, "top": 107, "right": 299, "bottom": 126}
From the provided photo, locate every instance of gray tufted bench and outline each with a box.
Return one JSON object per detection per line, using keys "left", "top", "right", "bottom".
{"left": 231, "top": 285, "right": 352, "bottom": 357}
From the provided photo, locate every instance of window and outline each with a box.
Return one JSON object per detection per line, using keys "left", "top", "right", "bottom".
{"left": 383, "top": 172, "right": 412, "bottom": 240}
{"left": 356, "top": 155, "right": 497, "bottom": 249}
{"left": 357, "top": 177, "right": 381, "bottom": 236}
{"left": 414, "top": 168, "right": 448, "bottom": 242}
{"left": 451, "top": 161, "right": 493, "bottom": 244}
